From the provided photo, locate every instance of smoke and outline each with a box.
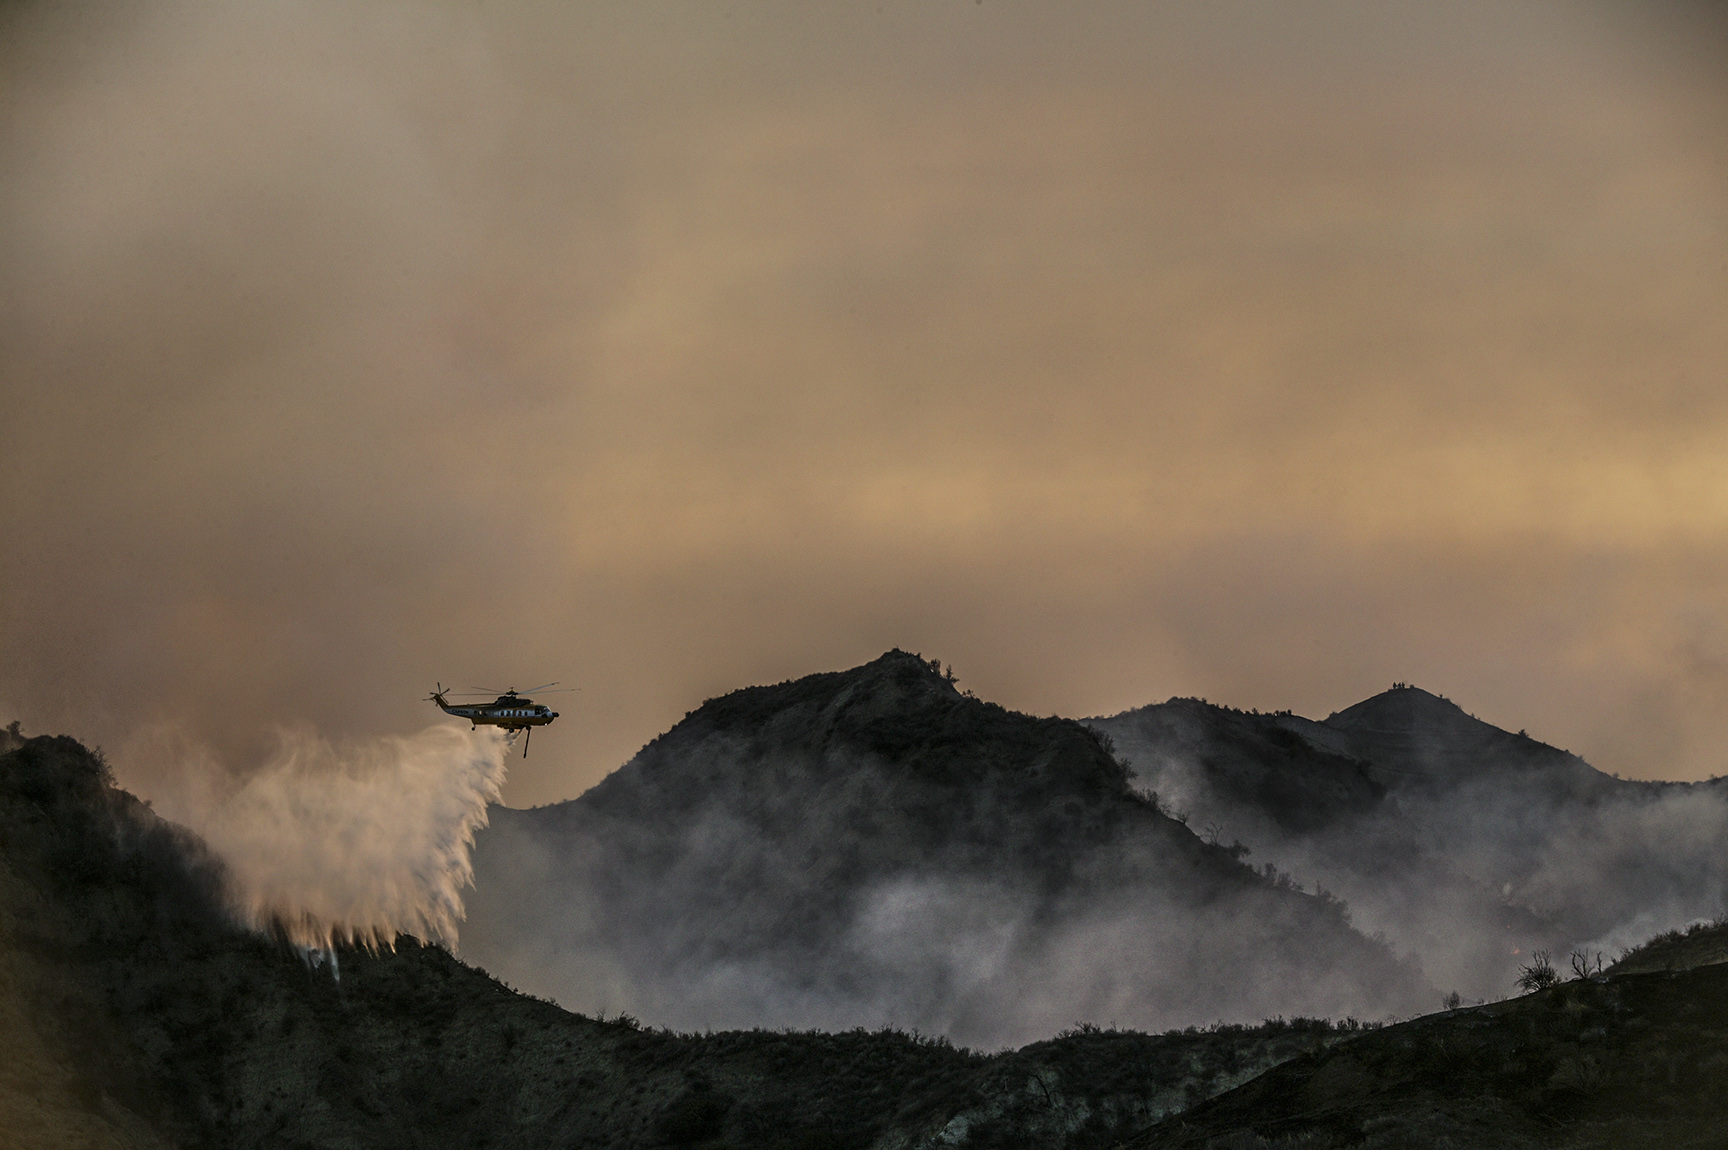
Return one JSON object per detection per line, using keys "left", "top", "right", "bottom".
{"left": 1091, "top": 698, "right": 1728, "bottom": 1004}
{"left": 1263, "top": 780, "right": 1728, "bottom": 996}
{"left": 456, "top": 684, "right": 1434, "bottom": 1049}
{"left": 140, "top": 723, "right": 509, "bottom": 954}
{"left": 449, "top": 674, "right": 1728, "bottom": 1050}
{"left": 1418, "top": 774, "right": 1728, "bottom": 958}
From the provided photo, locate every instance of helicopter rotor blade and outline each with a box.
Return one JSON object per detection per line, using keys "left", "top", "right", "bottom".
{"left": 519, "top": 681, "right": 561, "bottom": 695}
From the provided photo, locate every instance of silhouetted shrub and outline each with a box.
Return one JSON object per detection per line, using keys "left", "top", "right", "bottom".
{"left": 1516, "top": 950, "right": 1559, "bottom": 993}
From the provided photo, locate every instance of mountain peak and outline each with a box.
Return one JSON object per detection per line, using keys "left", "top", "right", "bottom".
{"left": 1321, "top": 683, "right": 1611, "bottom": 793}
{"left": 467, "top": 653, "right": 1435, "bottom": 1043}
{"left": 590, "top": 648, "right": 1129, "bottom": 819}
{"left": 1324, "top": 684, "right": 1477, "bottom": 734}
{"left": 681, "top": 648, "right": 960, "bottom": 737}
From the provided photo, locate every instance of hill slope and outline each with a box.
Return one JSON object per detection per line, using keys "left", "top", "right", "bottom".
{"left": 1137, "top": 964, "right": 1728, "bottom": 1149}
{"left": 463, "top": 651, "right": 1433, "bottom": 1045}
{"left": 7, "top": 710, "right": 1728, "bottom": 1148}
{"left": 1088, "top": 686, "right": 1728, "bottom": 1002}
{"left": 0, "top": 729, "right": 1406, "bottom": 1149}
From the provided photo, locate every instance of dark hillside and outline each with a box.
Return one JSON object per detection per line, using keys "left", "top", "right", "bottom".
{"left": 1323, "top": 686, "right": 1618, "bottom": 798}
{"left": 1089, "top": 695, "right": 1565, "bottom": 1006}
{"left": 0, "top": 729, "right": 1402, "bottom": 1149}
{"left": 464, "top": 651, "right": 1433, "bottom": 1045}
{"left": 1083, "top": 697, "right": 1386, "bottom": 838}
{"left": 1088, "top": 686, "right": 1728, "bottom": 1006}
{"left": 6, "top": 717, "right": 1723, "bottom": 1149}
{"left": 1136, "top": 964, "right": 1728, "bottom": 1149}
{"left": 1608, "top": 920, "right": 1728, "bottom": 975}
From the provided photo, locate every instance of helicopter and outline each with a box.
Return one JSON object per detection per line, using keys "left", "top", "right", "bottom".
{"left": 428, "top": 681, "right": 573, "bottom": 757}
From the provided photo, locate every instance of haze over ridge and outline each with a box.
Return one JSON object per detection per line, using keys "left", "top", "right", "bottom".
{"left": 449, "top": 656, "right": 1727, "bottom": 1043}
{"left": 461, "top": 650, "right": 1439, "bottom": 1047}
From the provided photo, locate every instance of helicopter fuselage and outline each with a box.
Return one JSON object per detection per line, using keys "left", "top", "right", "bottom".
{"left": 430, "top": 691, "right": 559, "bottom": 730}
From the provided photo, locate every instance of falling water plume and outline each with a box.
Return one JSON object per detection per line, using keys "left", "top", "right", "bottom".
{"left": 172, "top": 724, "right": 509, "bottom": 963}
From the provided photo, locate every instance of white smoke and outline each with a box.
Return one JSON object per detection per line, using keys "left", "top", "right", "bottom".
{"left": 136, "top": 723, "right": 508, "bottom": 954}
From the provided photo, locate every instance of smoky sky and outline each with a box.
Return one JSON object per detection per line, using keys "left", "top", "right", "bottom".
{"left": 2, "top": 0, "right": 1726, "bottom": 805}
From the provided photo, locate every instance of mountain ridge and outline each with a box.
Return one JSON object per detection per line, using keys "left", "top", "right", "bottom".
{"left": 0, "top": 728, "right": 1442, "bottom": 1149}
{"left": 1087, "top": 682, "right": 1728, "bottom": 1002}
{"left": 462, "top": 650, "right": 1435, "bottom": 1044}
{"left": 7, "top": 663, "right": 1728, "bottom": 1148}
{"left": 1319, "top": 685, "right": 1617, "bottom": 796}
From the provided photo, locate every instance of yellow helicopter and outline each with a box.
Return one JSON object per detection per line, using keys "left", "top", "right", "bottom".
{"left": 428, "top": 682, "right": 571, "bottom": 757}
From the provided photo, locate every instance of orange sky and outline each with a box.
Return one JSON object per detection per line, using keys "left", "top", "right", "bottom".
{"left": 2, "top": 0, "right": 1726, "bottom": 805}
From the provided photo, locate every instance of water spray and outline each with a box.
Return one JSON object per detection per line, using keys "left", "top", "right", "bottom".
{"left": 176, "top": 724, "right": 509, "bottom": 972}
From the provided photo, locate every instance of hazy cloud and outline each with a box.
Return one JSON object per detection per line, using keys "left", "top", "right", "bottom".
{"left": 1, "top": 0, "right": 1725, "bottom": 805}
